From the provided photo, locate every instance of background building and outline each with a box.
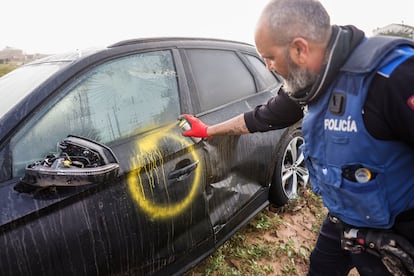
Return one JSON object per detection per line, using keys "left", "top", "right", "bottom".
{"left": 0, "top": 47, "right": 47, "bottom": 64}
{"left": 373, "top": 23, "right": 414, "bottom": 39}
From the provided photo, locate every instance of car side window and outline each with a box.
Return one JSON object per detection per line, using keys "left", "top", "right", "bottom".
{"left": 10, "top": 50, "right": 180, "bottom": 177}
{"left": 186, "top": 49, "right": 256, "bottom": 112}
{"left": 245, "top": 54, "right": 279, "bottom": 88}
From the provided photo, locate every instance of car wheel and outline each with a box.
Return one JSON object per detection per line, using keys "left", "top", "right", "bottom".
{"left": 269, "top": 127, "right": 309, "bottom": 206}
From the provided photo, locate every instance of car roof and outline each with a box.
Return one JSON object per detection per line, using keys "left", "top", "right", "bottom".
{"left": 29, "top": 37, "right": 255, "bottom": 64}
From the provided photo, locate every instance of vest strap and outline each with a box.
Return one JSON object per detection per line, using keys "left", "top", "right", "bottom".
{"left": 378, "top": 46, "right": 414, "bottom": 77}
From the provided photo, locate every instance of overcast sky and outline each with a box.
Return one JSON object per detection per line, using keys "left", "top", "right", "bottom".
{"left": 1, "top": 0, "right": 412, "bottom": 54}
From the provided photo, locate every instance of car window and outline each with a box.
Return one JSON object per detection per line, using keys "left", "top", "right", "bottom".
{"left": 186, "top": 49, "right": 256, "bottom": 112}
{"left": 244, "top": 54, "right": 278, "bottom": 88}
{"left": 10, "top": 50, "right": 180, "bottom": 177}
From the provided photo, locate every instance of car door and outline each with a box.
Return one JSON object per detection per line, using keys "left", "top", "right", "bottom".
{"left": 0, "top": 49, "right": 213, "bottom": 275}
{"left": 181, "top": 46, "right": 285, "bottom": 241}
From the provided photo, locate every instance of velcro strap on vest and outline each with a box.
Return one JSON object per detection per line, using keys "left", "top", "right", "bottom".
{"left": 378, "top": 46, "right": 414, "bottom": 78}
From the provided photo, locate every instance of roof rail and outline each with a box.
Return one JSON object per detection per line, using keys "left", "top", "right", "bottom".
{"left": 108, "top": 37, "right": 253, "bottom": 48}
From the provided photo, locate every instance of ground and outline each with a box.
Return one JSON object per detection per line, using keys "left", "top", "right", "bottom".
{"left": 188, "top": 189, "right": 359, "bottom": 275}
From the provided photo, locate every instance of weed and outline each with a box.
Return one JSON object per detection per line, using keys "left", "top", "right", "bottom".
{"left": 281, "top": 258, "right": 297, "bottom": 274}
{"left": 188, "top": 190, "right": 327, "bottom": 275}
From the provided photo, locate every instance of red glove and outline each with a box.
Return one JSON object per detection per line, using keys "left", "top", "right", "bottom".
{"left": 179, "top": 114, "right": 211, "bottom": 138}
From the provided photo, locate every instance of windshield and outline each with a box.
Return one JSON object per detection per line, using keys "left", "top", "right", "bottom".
{"left": 0, "top": 62, "right": 69, "bottom": 118}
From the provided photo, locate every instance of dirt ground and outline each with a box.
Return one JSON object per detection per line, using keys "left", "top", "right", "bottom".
{"left": 244, "top": 195, "right": 360, "bottom": 275}
{"left": 250, "top": 194, "right": 328, "bottom": 275}
{"left": 263, "top": 206, "right": 322, "bottom": 274}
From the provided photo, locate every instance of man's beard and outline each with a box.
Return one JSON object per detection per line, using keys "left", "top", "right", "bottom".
{"left": 283, "top": 49, "right": 319, "bottom": 98}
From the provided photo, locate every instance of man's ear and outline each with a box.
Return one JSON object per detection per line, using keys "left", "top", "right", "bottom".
{"left": 288, "top": 37, "right": 309, "bottom": 65}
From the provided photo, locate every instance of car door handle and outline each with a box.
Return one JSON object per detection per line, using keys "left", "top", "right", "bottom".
{"left": 168, "top": 161, "right": 199, "bottom": 181}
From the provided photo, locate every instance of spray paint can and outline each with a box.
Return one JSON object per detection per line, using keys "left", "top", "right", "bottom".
{"left": 178, "top": 118, "right": 202, "bottom": 144}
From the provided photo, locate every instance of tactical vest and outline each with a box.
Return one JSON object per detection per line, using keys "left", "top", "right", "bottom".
{"left": 302, "top": 36, "right": 414, "bottom": 228}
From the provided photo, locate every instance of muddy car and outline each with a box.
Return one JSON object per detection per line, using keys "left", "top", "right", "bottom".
{"left": 0, "top": 37, "right": 309, "bottom": 275}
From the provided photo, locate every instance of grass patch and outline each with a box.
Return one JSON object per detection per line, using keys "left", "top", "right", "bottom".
{"left": 188, "top": 188, "right": 327, "bottom": 275}
{"left": 0, "top": 63, "right": 19, "bottom": 77}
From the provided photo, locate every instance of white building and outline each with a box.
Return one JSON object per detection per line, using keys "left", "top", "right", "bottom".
{"left": 373, "top": 23, "right": 414, "bottom": 39}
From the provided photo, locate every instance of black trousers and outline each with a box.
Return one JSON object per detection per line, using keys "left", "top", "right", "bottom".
{"left": 307, "top": 212, "right": 414, "bottom": 276}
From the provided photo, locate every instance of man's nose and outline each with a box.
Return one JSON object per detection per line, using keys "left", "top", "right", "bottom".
{"left": 265, "top": 60, "right": 272, "bottom": 70}
{"left": 266, "top": 61, "right": 276, "bottom": 72}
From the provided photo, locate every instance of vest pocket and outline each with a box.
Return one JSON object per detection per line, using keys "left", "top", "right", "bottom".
{"left": 334, "top": 177, "right": 390, "bottom": 227}
{"left": 311, "top": 163, "right": 389, "bottom": 227}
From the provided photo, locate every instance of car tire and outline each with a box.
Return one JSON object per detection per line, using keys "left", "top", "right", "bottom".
{"left": 269, "top": 126, "right": 309, "bottom": 206}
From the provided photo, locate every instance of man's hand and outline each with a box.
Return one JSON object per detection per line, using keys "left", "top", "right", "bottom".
{"left": 179, "top": 114, "right": 211, "bottom": 138}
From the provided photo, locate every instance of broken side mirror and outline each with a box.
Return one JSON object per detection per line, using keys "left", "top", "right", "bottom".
{"left": 18, "top": 135, "right": 119, "bottom": 189}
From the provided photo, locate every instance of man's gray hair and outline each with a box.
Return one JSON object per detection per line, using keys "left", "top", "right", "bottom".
{"left": 260, "top": 0, "right": 331, "bottom": 45}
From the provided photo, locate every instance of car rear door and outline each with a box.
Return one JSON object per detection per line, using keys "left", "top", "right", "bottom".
{"left": 180, "top": 45, "right": 285, "bottom": 241}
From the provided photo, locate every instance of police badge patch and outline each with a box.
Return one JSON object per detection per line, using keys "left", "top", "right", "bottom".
{"left": 408, "top": 95, "right": 414, "bottom": 110}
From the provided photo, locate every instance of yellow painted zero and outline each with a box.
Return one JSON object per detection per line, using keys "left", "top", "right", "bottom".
{"left": 127, "top": 123, "right": 201, "bottom": 220}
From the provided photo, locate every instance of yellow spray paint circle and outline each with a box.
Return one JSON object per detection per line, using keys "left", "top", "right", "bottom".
{"left": 127, "top": 124, "right": 201, "bottom": 220}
